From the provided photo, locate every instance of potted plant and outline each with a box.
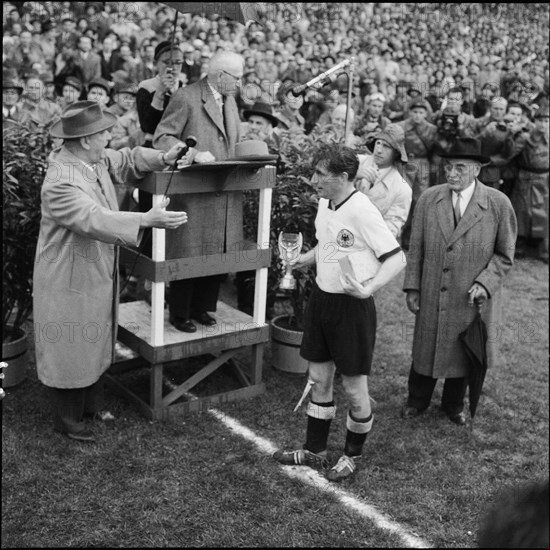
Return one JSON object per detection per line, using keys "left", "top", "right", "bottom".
{"left": 243, "top": 125, "right": 344, "bottom": 375}
{"left": 2, "top": 125, "right": 51, "bottom": 387}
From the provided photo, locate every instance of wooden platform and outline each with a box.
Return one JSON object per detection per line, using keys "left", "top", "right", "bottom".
{"left": 107, "top": 300, "right": 269, "bottom": 420}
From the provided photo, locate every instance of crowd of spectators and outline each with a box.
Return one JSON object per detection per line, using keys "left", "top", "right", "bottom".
{"left": 3, "top": 2, "right": 549, "bottom": 260}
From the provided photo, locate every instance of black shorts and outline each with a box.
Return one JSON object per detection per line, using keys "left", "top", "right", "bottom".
{"left": 300, "top": 284, "right": 377, "bottom": 376}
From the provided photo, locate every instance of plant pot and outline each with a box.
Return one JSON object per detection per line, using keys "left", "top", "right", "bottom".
{"left": 2, "top": 326, "right": 28, "bottom": 388}
{"left": 270, "top": 315, "right": 309, "bottom": 376}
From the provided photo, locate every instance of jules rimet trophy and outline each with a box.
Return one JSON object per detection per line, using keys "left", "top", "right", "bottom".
{"left": 278, "top": 232, "right": 303, "bottom": 290}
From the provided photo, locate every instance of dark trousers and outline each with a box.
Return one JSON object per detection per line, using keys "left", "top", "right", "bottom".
{"left": 168, "top": 276, "right": 222, "bottom": 319}
{"left": 48, "top": 378, "right": 104, "bottom": 434}
{"left": 407, "top": 365, "right": 467, "bottom": 416}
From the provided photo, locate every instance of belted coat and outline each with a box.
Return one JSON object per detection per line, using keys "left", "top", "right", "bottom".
{"left": 33, "top": 145, "right": 165, "bottom": 388}
{"left": 403, "top": 180, "right": 517, "bottom": 378}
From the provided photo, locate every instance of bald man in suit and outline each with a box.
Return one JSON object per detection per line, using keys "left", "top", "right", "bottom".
{"left": 153, "top": 51, "right": 244, "bottom": 332}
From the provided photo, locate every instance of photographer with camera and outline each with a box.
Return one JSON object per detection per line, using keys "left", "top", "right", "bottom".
{"left": 473, "top": 97, "right": 513, "bottom": 189}
{"left": 431, "top": 87, "right": 476, "bottom": 186}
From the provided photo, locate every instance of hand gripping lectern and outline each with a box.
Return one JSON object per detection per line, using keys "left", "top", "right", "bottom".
{"left": 108, "top": 161, "right": 275, "bottom": 420}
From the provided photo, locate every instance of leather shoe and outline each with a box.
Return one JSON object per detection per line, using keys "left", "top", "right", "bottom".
{"left": 448, "top": 412, "right": 467, "bottom": 426}
{"left": 192, "top": 311, "right": 216, "bottom": 326}
{"left": 65, "top": 429, "right": 96, "bottom": 443}
{"left": 401, "top": 404, "right": 425, "bottom": 418}
{"left": 169, "top": 316, "right": 197, "bottom": 333}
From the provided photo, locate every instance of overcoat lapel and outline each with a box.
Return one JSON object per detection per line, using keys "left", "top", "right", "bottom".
{"left": 436, "top": 189, "right": 455, "bottom": 244}
{"left": 201, "top": 80, "right": 225, "bottom": 136}
{"left": 450, "top": 180, "right": 488, "bottom": 244}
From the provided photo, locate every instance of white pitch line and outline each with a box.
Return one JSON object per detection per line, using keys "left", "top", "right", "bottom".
{"left": 209, "top": 408, "right": 431, "bottom": 549}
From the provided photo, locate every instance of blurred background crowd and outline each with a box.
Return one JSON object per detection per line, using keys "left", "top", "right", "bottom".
{"left": 3, "top": 2, "right": 549, "bottom": 260}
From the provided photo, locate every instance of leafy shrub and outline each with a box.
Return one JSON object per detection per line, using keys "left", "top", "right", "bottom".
{"left": 3, "top": 125, "right": 52, "bottom": 341}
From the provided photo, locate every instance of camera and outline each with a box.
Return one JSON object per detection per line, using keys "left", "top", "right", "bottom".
{"left": 496, "top": 121, "right": 507, "bottom": 131}
{"left": 438, "top": 113, "right": 459, "bottom": 136}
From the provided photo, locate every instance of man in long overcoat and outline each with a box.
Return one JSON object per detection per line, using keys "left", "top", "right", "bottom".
{"left": 34, "top": 101, "right": 188, "bottom": 442}
{"left": 153, "top": 50, "right": 244, "bottom": 333}
{"left": 402, "top": 138, "right": 517, "bottom": 425}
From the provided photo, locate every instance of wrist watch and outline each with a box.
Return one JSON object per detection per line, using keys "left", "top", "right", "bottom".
{"left": 160, "top": 151, "right": 170, "bottom": 166}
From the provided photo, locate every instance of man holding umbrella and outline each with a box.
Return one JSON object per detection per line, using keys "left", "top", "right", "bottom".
{"left": 402, "top": 138, "right": 517, "bottom": 426}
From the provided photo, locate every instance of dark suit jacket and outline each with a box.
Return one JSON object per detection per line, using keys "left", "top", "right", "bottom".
{"left": 152, "top": 78, "right": 243, "bottom": 259}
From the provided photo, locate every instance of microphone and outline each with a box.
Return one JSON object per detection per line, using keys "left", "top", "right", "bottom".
{"left": 176, "top": 136, "right": 198, "bottom": 161}
{"left": 291, "top": 58, "right": 352, "bottom": 97}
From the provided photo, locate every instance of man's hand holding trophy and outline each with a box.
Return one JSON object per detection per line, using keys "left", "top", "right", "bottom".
{"left": 278, "top": 232, "right": 303, "bottom": 290}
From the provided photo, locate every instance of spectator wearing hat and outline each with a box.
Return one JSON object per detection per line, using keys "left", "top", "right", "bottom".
{"left": 58, "top": 75, "right": 84, "bottom": 111}
{"left": 404, "top": 83, "right": 434, "bottom": 121}
{"left": 356, "top": 123, "right": 412, "bottom": 239}
{"left": 242, "top": 101, "right": 281, "bottom": 150}
{"left": 86, "top": 78, "right": 112, "bottom": 109}
{"left": 355, "top": 92, "right": 391, "bottom": 143}
{"left": 19, "top": 71, "right": 62, "bottom": 129}
{"left": 73, "top": 35, "right": 102, "bottom": 88}
{"left": 402, "top": 137, "right": 517, "bottom": 426}
{"left": 109, "top": 81, "right": 137, "bottom": 117}
{"left": 398, "top": 99, "right": 437, "bottom": 247}
{"left": 2, "top": 74, "right": 26, "bottom": 128}
{"left": 505, "top": 103, "right": 549, "bottom": 262}
{"left": 33, "top": 100, "right": 189, "bottom": 443}
{"left": 136, "top": 41, "right": 186, "bottom": 148}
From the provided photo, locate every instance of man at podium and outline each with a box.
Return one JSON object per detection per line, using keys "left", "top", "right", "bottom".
{"left": 153, "top": 51, "right": 244, "bottom": 333}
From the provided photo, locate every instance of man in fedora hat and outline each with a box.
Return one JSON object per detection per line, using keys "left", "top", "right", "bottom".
{"left": 33, "top": 101, "right": 189, "bottom": 442}
{"left": 242, "top": 100, "right": 280, "bottom": 149}
{"left": 356, "top": 123, "right": 412, "bottom": 239}
{"left": 402, "top": 137, "right": 517, "bottom": 426}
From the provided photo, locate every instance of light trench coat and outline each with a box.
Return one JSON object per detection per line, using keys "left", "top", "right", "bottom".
{"left": 33, "top": 145, "right": 164, "bottom": 388}
{"left": 404, "top": 180, "right": 517, "bottom": 378}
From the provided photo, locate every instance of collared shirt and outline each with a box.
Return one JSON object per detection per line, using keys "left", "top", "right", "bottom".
{"left": 208, "top": 82, "right": 223, "bottom": 114}
{"left": 3, "top": 106, "right": 18, "bottom": 118}
{"left": 452, "top": 180, "right": 476, "bottom": 217}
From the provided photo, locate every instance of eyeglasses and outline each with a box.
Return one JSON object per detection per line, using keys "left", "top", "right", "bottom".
{"left": 443, "top": 162, "right": 477, "bottom": 174}
{"left": 221, "top": 69, "right": 242, "bottom": 82}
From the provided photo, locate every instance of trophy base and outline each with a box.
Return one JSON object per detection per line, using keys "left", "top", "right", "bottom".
{"left": 279, "top": 277, "right": 296, "bottom": 291}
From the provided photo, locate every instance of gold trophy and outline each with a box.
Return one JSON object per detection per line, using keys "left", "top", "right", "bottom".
{"left": 278, "top": 232, "right": 302, "bottom": 290}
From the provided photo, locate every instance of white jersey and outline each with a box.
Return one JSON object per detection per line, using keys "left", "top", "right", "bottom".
{"left": 315, "top": 190, "right": 401, "bottom": 293}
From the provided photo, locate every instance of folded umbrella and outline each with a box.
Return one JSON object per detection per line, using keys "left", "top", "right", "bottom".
{"left": 458, "top": 304, "right": 488, "bottom": 428}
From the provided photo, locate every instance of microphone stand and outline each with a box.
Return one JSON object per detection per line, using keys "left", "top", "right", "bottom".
{"left": 344, "top": 58, "right": 355, "bottom": 144}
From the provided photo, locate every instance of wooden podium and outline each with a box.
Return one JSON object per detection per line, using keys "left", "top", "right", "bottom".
{"left": 108, "top": 161, "right": 275, "bottom": 420}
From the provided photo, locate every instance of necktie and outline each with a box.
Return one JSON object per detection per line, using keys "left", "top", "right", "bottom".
{"left": 454, "top": 192, "right": 462, "bottom": 227}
